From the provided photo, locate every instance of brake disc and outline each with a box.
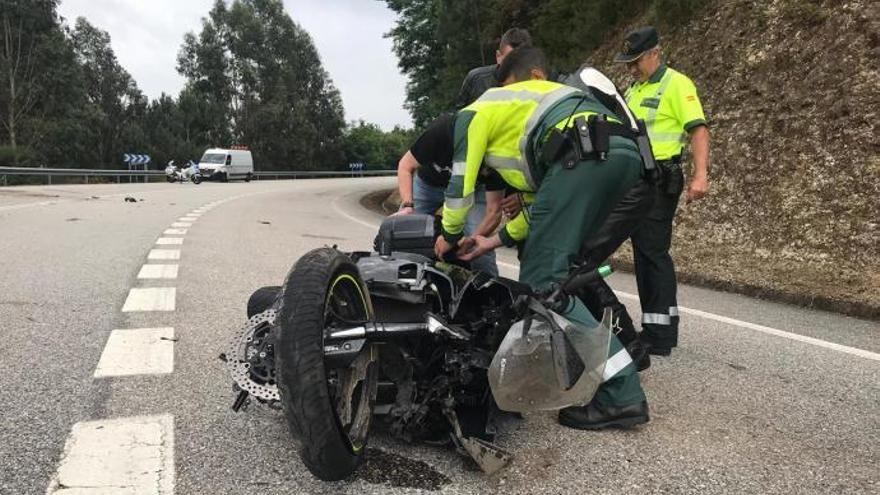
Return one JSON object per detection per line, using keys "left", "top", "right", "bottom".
{"left": 226, "top": 309, "right": 280, "bottom": 404}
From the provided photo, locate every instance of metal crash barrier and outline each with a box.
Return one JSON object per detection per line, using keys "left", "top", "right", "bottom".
{"left": 0, "top": 166, "right": 395, "bottom": 186}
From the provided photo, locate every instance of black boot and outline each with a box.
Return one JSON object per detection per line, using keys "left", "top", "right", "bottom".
{"left": 558, "top": 400, "right": 649, "bottom": 430}
{"left": 626, "top": 339, "right": 652, "bottom": 372}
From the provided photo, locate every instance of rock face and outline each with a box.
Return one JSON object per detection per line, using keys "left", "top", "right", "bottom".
{"left": 586, "top": 0, "right": 880, "bottom": 317}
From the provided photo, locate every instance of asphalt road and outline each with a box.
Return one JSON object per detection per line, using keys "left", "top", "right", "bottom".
{"left": 0, "top": 179, "right": 877, "bottom": 495}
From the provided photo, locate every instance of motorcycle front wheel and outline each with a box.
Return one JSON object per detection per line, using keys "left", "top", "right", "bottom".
{"left": 191, "top": 174, "right": 202, "bottom": 184}
{"left": 275, "top": 247, "right": 377, "bottom": 481}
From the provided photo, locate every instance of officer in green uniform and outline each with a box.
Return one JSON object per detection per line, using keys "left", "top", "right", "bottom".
{"left": 435, "top": 47, "right": 650, "bottom": 430}
{"left": 615, "top": 26, "right": 711, "bottom": 356}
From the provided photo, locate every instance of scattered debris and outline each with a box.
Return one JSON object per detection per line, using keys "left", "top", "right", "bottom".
{"left": 65, "top": 218, "right": 81, "bottom": 222}
{"left": 352, "top": 448, "right": 450, "bottom": 490}
{"left": 258, "top": 220, "right": 271, "bottom": 225}
{"left": 159, "top": 336, "right": 179, "bottom": 342}
{"left": 124, "top": 196, "right": 137, "bottom": 203}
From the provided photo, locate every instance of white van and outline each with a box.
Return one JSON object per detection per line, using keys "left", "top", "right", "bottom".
{"left": 198, "top": 147, "right": 254, "bottom": 182}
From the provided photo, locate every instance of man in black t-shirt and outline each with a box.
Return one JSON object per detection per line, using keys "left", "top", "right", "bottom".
{"left": 394, "top": 113, "right": 503, "bottom": 276}
{"left": 455, "top": 28, "right": 532, "bottom": 109}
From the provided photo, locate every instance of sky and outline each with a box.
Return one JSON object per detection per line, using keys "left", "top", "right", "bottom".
{"left": 56, "top": 0, "right": 412, "bottom": 130}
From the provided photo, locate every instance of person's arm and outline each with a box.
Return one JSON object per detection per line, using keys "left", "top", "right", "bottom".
{"left": 686, "top": 125, "right": 710, "bottom": 203}
{"left": 394, "top": 151, "right": 419, "bottom": 215}
{"left": 435, "top": 110, "right": 487, "bottom": 258}
{"left": 475, "top": 190, "right": 503, "bottom": 236}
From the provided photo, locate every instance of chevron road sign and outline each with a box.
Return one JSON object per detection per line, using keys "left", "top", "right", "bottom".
{"left": 123, "top": 154, "right": 151, "bottom": 165}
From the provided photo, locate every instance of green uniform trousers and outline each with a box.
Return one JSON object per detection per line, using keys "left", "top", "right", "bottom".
{"left": 519, "top": 145, "right": 646, "bottom": 407}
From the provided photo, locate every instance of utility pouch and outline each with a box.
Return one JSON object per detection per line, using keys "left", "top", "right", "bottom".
{"left": 542, "top": 128, "right": 570, "bottom": 165}
{"left": 571, "top": 116, "right": 593, "bottom": 165}
{"left": 661, "top": 161, "right": 684, "bottom": 195}
{"left": 635, "top": 119, "right": 659, "bottom": 182}
{"left": 588, "top": 115, "right": 610, "bottom": 161}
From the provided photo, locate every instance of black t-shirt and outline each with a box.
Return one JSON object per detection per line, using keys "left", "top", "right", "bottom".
{"left": 410, "top": 113, "right": 505, "bottom": 192}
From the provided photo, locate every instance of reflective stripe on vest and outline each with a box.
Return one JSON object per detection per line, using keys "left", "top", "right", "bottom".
{"left": 518, "top": 86, "right": 581, "bottom": 189}
{"left": 645, "top": 72, "right": 687, "bottom": 146}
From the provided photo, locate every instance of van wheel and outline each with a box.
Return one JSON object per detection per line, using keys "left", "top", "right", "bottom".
{"left": 245, "top": 172, "right": 252, "bottom": 182}
{"left": 221, "top": 172, "right": 229, "bottom": 183}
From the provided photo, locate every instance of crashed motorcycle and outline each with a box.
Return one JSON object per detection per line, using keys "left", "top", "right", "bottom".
{"left": 223, "top": 214, "right": 615, "bottom": 480}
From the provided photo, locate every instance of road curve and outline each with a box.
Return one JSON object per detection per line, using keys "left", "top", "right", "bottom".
{"left": 0, "top": 179, "right": 877, "bottom": 495}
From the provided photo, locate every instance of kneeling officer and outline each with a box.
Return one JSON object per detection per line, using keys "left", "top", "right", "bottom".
{"left": 435, "top": 47, "right": 650, "bottom": 429}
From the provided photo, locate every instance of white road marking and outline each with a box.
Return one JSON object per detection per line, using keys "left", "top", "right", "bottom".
{"left": 122, "top": 287, "right": 176, "bottom": 312}
{"left": 94, "top": 327, "right": 175, "bottom": 377}
{"left": 178, "top": 216, "right": 196, "bottom": 222}
{"left": 494, "top": 262, "right": 880, "bottom": 361}
{"left": 163, "top": 228, "right": 187, "bottom": 235}
{"left": 148, "top": 249, "right": 180, "bottom": 260}
{"left": 46, "top": 415, "right": 174, "bottom": 495}
{"left": 137, "top": 264, "right": 178, "bottom": 279}
{"left": 186, "top": 213, "right": 202, "bottom": 217}
{"left": 156, "top": 237, "right": 184, "bottom": 245}
{"left": 170, "top": 222, "right": 192, "bottom": 228}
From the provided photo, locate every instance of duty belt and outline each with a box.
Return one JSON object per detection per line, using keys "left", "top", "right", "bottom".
{"left": 541, "top": 115, "right": 656, "bottom": 176}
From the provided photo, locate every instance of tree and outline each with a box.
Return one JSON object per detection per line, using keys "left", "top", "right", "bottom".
{"left": 177, "top": 0, "right": 346, "bottom": 170}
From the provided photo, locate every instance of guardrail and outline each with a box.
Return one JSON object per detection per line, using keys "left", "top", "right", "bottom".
{"left": 0, "top": 166, "right": 395, "bottom": 186}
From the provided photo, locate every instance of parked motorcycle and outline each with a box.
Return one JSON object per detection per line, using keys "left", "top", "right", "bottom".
{"left": 224, "top": 214, "right": 614, "bottom": 480}
{"left": 165, "top": 160, "right": 202, "bottom": 184}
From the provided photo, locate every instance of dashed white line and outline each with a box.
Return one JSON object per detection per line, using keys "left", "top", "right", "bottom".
{"left": 122, "top": 287, "right": 176, "bottom": 312}
{"left": 163, "top": 228, "right": 188, "bottom": 235}
{"left": 170, "top": 222, "right": 192, "bottom": 228}
{"left": 94, "top": 327, "right": 175, "bottom": 377}
{"left": 148, "top": 249, "right": 181, "bottom": 260}
{"left": 138, "top": 264, "right": 178, "bottom": 279}
{"left": 47, "top": 415, "right": 175, "bottom": 495}
{"left": 178, "top": 216, "right": 196, "bottom": 222}
{"left": 156, "top": 237, "right": 184, "bottom": 245}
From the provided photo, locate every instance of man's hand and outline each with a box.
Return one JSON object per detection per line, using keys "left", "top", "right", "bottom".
{"left": 434, "top": 236, "right": 454, "bottom": 259}
{"left": 456, "top": 236, "right": 476, "bottom": 256}
{"left": 391, "top": 206, "right": 414, "bottom": 217}
{"left": 458, "top": 234, "right": 502, "bottom": 261}
{"left": 501, "top": 193, "right": 523, "bottom": 217}
{"left": 686, "top": 174, "right": 709, "bottom": 203}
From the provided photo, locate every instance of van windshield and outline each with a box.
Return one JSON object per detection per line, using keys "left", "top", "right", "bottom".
{"left": 200, "top": 153, "right": 227, "bottom": 164}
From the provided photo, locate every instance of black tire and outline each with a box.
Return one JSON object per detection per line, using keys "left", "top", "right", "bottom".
{"left": 191, "top": 174, "right": 202, "bottom": 185}
{"left": 221, "top": 172, "right": 229, "bottom": 182}
{"left": 275, "top": 247, "right": 376, "bottom": 481}
{"left": 166, "top": 176, "right": 175, "bottom": 183}
{"left": 247, "top": 286, "right": 282, "bottom": 318}
{"left": 245, "top": 172, "right": 252, "bottom": 182}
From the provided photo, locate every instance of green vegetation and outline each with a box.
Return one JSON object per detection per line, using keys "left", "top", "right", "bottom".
{"left": 0, "top": 0, "right": 404, "bottom": 172}
{"left": 382, "top": 0, "right": 709, "bottom": 127}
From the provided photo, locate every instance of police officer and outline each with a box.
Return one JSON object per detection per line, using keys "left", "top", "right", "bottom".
{"left": 616, "top": 26, "right": 711, "bottom": 356}
{"left": 436, "top": 47, "right": 650, "bottom": 430}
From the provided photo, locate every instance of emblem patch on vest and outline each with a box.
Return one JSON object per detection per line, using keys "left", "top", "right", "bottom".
{"left": 641, "top": 98, "right": 660, "bottom": 109}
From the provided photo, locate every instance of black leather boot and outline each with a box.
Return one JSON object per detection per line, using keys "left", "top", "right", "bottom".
{"left": 558, "top": 400, "right": 649, "bottom": 430}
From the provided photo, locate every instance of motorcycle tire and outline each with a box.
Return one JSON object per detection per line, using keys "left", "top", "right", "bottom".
{"left": 166, "top": 176, "right": 175, "bottom": 183}
{"left": 191, "top": 174, "right": 202, "bottom": 185}
{"left": 275, "top": 247, "right": 377, "bottom": 481}
{"left": 245, "top": 172, "right": 252, "bottom": 182}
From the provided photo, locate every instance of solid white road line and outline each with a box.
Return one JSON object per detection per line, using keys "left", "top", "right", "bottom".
{"left": 122, "top": 287, "right": 176, "bottom": 312}
{"left": 47, "top": 415, "right": 174, "bottom": 495}
{"left": 170, "top": 222, "right": 192, "bottom": 228}
{"left": 148, "top": 249, "right": 181, "bottom": 260}
{"left": 137, "top": 264, "right": 178, "bottom": 279}
{"left": 94, "top": 327, "right": 175, "bottom": 377}
{"left": 163, "top": 228, "right": 188, "bottom": 235}
{"left": 156, "top": 237, "right": 184, "bottom": 245}
{"left": 612, "top": 291, "right": 880, "bottom": 362}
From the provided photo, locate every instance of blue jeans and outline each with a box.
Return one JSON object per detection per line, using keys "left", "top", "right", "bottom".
{"left": 413, "top": 175, "right": 498, "bottom": 276}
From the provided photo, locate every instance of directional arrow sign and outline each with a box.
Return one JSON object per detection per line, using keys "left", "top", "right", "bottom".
{"left": 123, "top": 153, "right": 132, "bottom": 163}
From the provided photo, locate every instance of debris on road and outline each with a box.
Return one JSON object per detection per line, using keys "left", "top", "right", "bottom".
{"left": 124, "top": 197, "right": 137, "bottom": 203}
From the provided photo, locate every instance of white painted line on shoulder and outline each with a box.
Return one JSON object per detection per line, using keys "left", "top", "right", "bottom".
{"left": 156, "top": 237, "right": 184, "bottom": 245}
{"left": 47, "top": 415, "right": 174, "bottom": 495}
{"left": 148, "top": 249, "right": 180, "bottom": 260}
{"left": 170, "top": 222, "right": 192, "bottom": 228}
{"left": 497, "top": 260, "right": 880, "bottom": 362}
{"left": 163, "top": 228, "right": 187, "bottom": 235}
{"left": 122, "top": 287, "right": 176, "bottom": 312}
{"left": 138, "top": 264, "right": 178, "bottom": 279}
{"left": 94, "top": 327, "right": 175, "bottom": 377}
